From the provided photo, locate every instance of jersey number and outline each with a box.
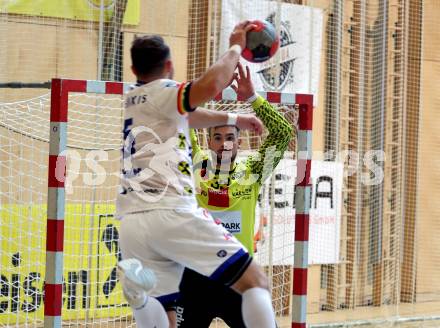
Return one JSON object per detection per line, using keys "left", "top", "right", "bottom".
{"left": 123, "top": 118, "right": 136, "bottom": 158}
{"left": 121, "top": 118, "right": 141, "bottom": 178}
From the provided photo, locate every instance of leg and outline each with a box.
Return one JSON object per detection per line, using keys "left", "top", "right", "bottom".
{"left": 178, "top": 269, "right": 245, "bottom": 328}
{"left": 117, "top": 259, "right": 169, "bottom": 328}
{"left": 132, "top": 297, "right": 169, "bottom": 328}
{"left": 120, "top": 208, "right": 275, "bottom": 328}
{"left": 167, "top": 310, "right": 176, "bottom": 328}
{"left": 118, "top": 211, "right": 185, "bottom": 328}
{"left": 231, "top": 261, "right": 276, "bottom": 328}
{"left": 176, "top": 269, "right": 220, "bottom": 328}
{"left": 231, "top": 258, "right": 269, "bottom": 292}
{"left": 159, "top": 208, "right": 275, "bottom": 328}
{"left": 216, "top": 284, "right": 245, "bottom": 328}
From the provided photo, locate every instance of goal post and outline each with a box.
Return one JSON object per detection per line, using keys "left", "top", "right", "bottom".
{"left": 44, "top": 78, "right": 130, "bottom": 327}
{"left": 43, "top": 78, "right": 313, "bottom": 327}
{"left": 213, "top": 87, "right": 314, "bottom": 327}
{"left": 292, "top": 94, "right": 313, "bottom": 328}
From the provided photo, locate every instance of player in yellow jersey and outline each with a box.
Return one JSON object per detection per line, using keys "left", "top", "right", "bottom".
{"left": 176, "top": 63, "right": 293, "bottom": 327}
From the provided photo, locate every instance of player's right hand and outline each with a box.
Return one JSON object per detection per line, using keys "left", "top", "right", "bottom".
{"left": 230, "top": 62, "right": 255, "bottom": 100}
{"left": 229, "top": 20, "right": 257, "bottom": 50}
{"left": 236, "top": 114, "right": 263, "bottom": 135}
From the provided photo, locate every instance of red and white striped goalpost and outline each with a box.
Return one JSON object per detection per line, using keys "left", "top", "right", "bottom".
{"left": 217, "top": 89, "right": 314, "bottom": 328}
{"left": 44, "top": 78, "right": 313, "bottom": 328}
{"left": 292, "top": 95, "right": 313, "bottom": 328}
{"left": 45, "top": 78, "right": 129, "bottom": 328}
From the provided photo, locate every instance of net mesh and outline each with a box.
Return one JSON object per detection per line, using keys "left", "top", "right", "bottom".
{"left": 0, "top": 92, "right": 134, "bottom": 327}
{"left": 304, "top": 0, "right": 438, "bottom": 327}
{"left": 0, "top": 95, "right": 49, "bottom": 327}
{"left": 0, "top": 0, "right": 439, "bottom": 327}
{"left": 318, "top": 0, "right": 398, "bottom": 315}
{"left": 207, "top": 0, "right": 438, "bottom": 327}
{"left": 0, "top": 90, "right": 302, "bottom": 326}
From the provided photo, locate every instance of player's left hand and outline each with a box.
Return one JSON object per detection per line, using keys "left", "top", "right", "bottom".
{"left": 230, "top": 62, "right": 255, "bottom": 100}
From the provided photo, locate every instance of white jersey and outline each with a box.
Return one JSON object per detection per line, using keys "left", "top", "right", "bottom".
{"left": 116, "top": 79, "right": 198, "bottom": 216}
{"left": 119, "top": 208, "right": 248, "bottom": 301}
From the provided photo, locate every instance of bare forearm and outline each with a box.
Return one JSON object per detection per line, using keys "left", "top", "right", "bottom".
{"left": 189, "top": 106, "right": 263, "bottom": 134}
{"left": 199, "top": 50, "right": 240, "bottom": 94}
{"left": 188, "top": 21, "right": 255, "bottom": 109}
{"left": 188, "top": 50, "right": 240, "bottom": 108}
{"left": 188, "top": 109, "right": 229, "bottom": 129}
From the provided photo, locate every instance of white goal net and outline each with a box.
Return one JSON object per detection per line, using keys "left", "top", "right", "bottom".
{"left": 0, "top": 82, "right": 310, "bottom": 327}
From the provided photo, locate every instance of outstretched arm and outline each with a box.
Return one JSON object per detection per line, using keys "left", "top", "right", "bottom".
{"left": 232, "top": 63, "right": 293, "bottom": 184}
{"left": 188, "top": 108, "right": 264, "bottom": 135}
{"left": 189, "top": 128, "right": 202, "bottom": 158}
{"left": 189, "top": 128, "right": 207, "bottom": 174}
{"left": 187, "top": 21, "right": 256, "bottom": 109}
{"left": 248, "top": 98, "right": 292, "bottom": 183}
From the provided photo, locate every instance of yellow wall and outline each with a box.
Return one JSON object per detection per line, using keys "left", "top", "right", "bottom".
{"left": 0, "top": 204, "right": 129, "bottom": 325}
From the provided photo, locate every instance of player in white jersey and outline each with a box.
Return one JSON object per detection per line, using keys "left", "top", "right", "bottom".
{"left": 117, "top": 22, "right": 277, "bottom": 328}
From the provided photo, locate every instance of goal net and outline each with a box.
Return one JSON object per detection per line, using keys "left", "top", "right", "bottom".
{"left": 1, "top": 0, "right": 438, "bottom": 327}
{"left": 0, "top": 79, "right": 313, "bottom": 327}
{"left": 0, "top": 86, "right": 132, "bottom": 327}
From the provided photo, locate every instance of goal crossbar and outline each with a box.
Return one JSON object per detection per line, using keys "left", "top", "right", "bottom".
{"left": 44, "top": 78, "right": 313, "bottom": 328}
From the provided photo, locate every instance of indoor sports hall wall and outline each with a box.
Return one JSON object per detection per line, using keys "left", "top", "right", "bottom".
{"left": 1, "top": 0, "right": 440, "bottom": 327}
{"left": 303, "top": 1, "right": 439, "bottom": 326}
{"left": 0, "top": 0, "right": 189, "bottom": 102}
{"left": 297, "top": 1, "right": 439, "bottom": 326}
{"left": 196, "top": 2, "right": 439, "bottom": 326}
{"left": 417, "top": 0, "right": 440, "bottom": 309}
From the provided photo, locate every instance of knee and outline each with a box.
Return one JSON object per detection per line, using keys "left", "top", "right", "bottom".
{"left": 253, "top": 268, "right": 270, "bottom": 290}
{"left": 167, "top": 310, "right": 177, "bottom": 328}
{"left": 232, "top": 262, "right": 270, "bottom": 293}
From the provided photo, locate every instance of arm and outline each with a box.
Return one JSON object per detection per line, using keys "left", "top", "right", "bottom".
{"left": 189, "top": 128, "right": 202, "bottom": 159}
{"left": 188, "top": 21, "right": 256, "bottom": 109}
{"left": 188, "top": 108, "right": 264, "bottom": 135}
{"left": 188, "top": 108, "right": 231, "bottom": 129}
{"left": 231, "top": 63, "right": 293, "bottom": 183}
{"left": 189, "top": 128, "right": 208, "bottom": 175}
{"left": 247, "top": 97, "right": 293, "bottom": 183}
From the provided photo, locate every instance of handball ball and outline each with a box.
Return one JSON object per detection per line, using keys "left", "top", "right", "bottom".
{"left": 242, "top": 20, "right": 280, "bottom": 63}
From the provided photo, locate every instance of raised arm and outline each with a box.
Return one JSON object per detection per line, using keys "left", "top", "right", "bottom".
{"left": 187, "top": 21, "right": 256, "bottom": 109}
{"left": 189, "top": 128, "right": 202, "bottom": 158}
{"left": 232, "top": 63, "right": 293, "bottom": 183}
{"left": 248, "top": 98, "right": 292, "bottom": 183}
{"left": 189, "top": 128, "right": 207, "bottom": 175}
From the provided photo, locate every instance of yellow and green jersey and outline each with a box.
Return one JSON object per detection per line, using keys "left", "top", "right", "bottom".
{"left": 191, "top": 96, "right": 292, "bottom": 255}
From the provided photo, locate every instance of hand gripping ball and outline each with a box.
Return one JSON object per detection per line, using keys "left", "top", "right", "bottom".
{"left": 242, "top": 20, "right": 280, "bottom": 63}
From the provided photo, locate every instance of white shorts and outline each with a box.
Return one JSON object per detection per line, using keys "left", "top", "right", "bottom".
{"left": 119, "top": 207, "right": 250, "bottom": 308}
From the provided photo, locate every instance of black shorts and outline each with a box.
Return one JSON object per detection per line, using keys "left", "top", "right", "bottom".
{"left": 176, "top": 268, "right": 246, "bottom": 328}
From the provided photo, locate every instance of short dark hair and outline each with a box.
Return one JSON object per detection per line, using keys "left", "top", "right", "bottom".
{"left": 208, "top": 125, "right": 240, "bottom": 138}
{"left": 131, "top": 35, "right": 170, "bottom": 76}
